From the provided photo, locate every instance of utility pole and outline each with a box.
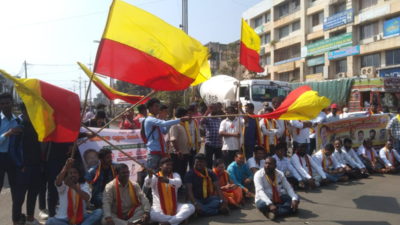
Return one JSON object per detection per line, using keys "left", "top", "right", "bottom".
{"left": 182, "top": 0, "right": 188, "bottom": 34}
{"left": 24, "top": 60, "right": 27, "bottom": 78}
{"left": 84, "top": 80, "right": 87, "bottom": 103}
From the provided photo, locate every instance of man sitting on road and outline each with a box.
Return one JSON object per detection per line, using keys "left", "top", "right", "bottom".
{"left": 246, "top": 146, "right": 265, "bottom": 174}
{"left": 272, "top": 143, "right": 304, "bottom": 189}
{"left": 312, "top": 144, "right": 348, "bottom": 183}
{"left": 85, "top": 148, "right": 117, "bottom": 208}
{"left": 290, "top": 143, "right": 329, "bottom": 188}
{"left": 102, "top": 163, "right": 151, "bottom": 225}
{"left": 332, "top": 139, "right": 362, "bottom": 179}
{"left": 227, "top": 152, "right": 255, "bottom": 198}
{"left": 378, "top": 140, "right": 400, "bottom": 174}
{"left": 185, "top": 154, "right": 229, "bottom": 216}
{"left": 145, "top": 157, "right": 195, "bottom": 225}
{"left": 357, "top": 138, "right": 388, "bottom": 174}
{"left": 342, "top": 138, "right": 369, "bottom": 178}
{"left": 254, "top": 157, "right": 299, "bottom": 221}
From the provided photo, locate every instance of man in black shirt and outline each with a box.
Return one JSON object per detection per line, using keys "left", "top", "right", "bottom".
{"left": 84, "top": 109, "right": 107, "bottom": 127}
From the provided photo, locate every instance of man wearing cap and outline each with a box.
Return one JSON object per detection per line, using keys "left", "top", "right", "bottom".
{"left": 257, "top": 102, "right": 270, "bottom": 115}
{"left": 326, "top": 104, "right": 340, "bottom": 123}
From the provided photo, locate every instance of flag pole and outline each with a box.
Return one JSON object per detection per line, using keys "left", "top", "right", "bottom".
{"left": 238, "top": 64, "right": 243, "bottom": 154}
{"left": 77, "top": 90, "right": 157, "bottom": 147}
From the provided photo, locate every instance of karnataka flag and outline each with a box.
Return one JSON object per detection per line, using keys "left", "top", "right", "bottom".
{"left": 240, "top": 18, "right": 264, "bottom": 73}
{"left": 252, "top": 86, "right": 331, "bottom": 120}
{"left": 78, "top": 62, "right": 149, "bottom": 105}
{"left": 94, "top": 0, "right": 211, "bottom": 91}
{"left": 1, "top": 69, "right": 81, "bottom": 142}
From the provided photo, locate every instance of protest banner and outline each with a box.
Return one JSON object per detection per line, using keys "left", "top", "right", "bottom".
{"left": 317, "top": 114, "right": 390, "bottom": 151}
{"left": 79, "top": 128, "right": 147, "bottom": 183}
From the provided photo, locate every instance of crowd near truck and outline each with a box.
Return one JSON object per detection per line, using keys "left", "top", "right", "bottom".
{"left": 197, "top": 75, "right": 291, "bottom": 113}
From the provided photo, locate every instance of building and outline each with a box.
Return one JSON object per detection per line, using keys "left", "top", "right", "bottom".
{"left": 0, "top": 72, "right": 22, "bottom": 104}
{"left": 203, "top": 42, "right": 242, "bottom": 79}
{"left": 243, "top": 0, "right": 400, "bottom": 82}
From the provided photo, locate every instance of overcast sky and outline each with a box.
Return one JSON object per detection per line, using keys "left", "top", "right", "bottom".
{"left": 0, "top": 0, "right": 262, "bottom": 100}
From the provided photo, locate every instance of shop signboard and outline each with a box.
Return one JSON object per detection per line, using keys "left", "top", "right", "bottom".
{"left": 328, "top": 46, "right": 360, "bottom": 60}
{"left": 301, "top": 33, "right": 352, "bottom": 57}
{"left": 307, "top": 56, "right": 325, "bottom": 67}
{"left": 323, "top": 8, "right": 353, "bottom": 31}
{"left": 379, "top": 67, "right": 400, "bottom": 77}
{"left": 383, "top": 17, "right": 400, "bottom": 39}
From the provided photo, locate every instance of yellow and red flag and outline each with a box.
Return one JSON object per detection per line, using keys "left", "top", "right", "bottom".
{"left": 1, "top": 69, "right": 81, "bottom": 142}
{"left": 78, "top": 62, "right": 149, "bottom": 105}
{"left": 240, "top": 18, "right": 264, "bottom": 73}
{"left": 252, "top": 85, "right": 331, "bottom": 120}
{"left": 94, "top": 0, "right": 211, "bottom": 91}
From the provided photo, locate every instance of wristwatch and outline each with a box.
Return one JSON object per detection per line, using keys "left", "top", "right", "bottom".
{"left": 219, "top": 199, "right": 224, "bottom": 203}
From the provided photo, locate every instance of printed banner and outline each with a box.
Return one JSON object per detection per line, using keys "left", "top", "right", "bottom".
{"left": 317, "top": 114, "right": 390, "bottom": 151}
{"left": 383, "top": 16, "right": 400, "bottom": 39}
{"left": 301, "top": 33, "right": 352, "bottom": 57}
{"left": 79, "top": 128, "right": 147, "bottom": 183}
{"left": 323, "top": 8, "right": 353, "bottom": 31}
{"left": 328, "top": 46, "right": 360, "bottom": 60}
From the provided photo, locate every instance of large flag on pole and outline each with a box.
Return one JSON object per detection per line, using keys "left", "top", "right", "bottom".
{"left": 251, "top": 86, "right": 331, "bottom": 120}
{"left": 1, "top": 69, "right": 81, "bottom": 142}
{"left": 78, "top": 62, "right": 149, "bottom": 105}
{"left": 93, "top": 0, "right": 211, "bottom": 91}
{"left": 240, "top": 18, "right": 264, "bottom": 73}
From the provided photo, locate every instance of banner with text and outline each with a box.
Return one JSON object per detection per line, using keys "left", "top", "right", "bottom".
{"left": 323, "top": 8, "right": 353, "bottom": 31}
{"left": 301, "top": 33, "right": 352, "bottom": 57}
{"left": 317, "top": 114, "right": 389, "bottom": 151}
{"left": 79, "top": 128, "right": 147, "bottom": 183}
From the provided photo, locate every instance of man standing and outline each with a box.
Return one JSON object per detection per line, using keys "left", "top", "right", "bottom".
{"left": 219, "top": 105, "right": 248, "bottom": 166}
{"left": 243, "top": 103, "right": 262, "bottom": 160}
{"left": 201, "top": 104, "right": 223, "bottom": 169}
{"left": 326, "top": 104, "right": 340, "bottom": 123}
{"left": 102, "top": 163, "right": 151, "bottom": 225}
{"left": 227, "top": 153, "right": 255, "bottom": 198}
{"left": 290, "top": 120, "right": 312, "bottom": 155}
{"left": 364, "top": 102, "right": 381, "bottom": 115}
{"left": 46, "top": 159, "right": 103, "bottom": 225}
{"left": 247, "top": 146, "right": 266, "bottom": 174}
{"left": 133, "top": 104, "right": 147, "bottom": 128}
{"left": 309, "top": 110, "right": 327, "bottom": 155}
{"left": 378, "top": 140, "right": 400, "bottom": 173}
{"left": 144, "top": 98, "right": 190, "bottom": 171}
{"left": 185, "top": 154, "right": 229, "bottom": 216}
{"left": 290, "top": 143, "right": 329, "bottom": 188}
{"left": 145, "top": 157, "right": 195, "bottom": 225}
{"left": 84, "top": 110, "right": 107, "bottom": 128}
{"left": 332, "top": 139, "right": 362, "bottom": 179}
{"left": 187, "top": 106, "right": 202, "bottom": 170}
{"left": 85, "top": 148, "right": 117, "bottom": 208}
{"left": 260, "top": 107, "right": 280, "bottom": 157}
{"left": 312, "top": 144, "right": 348, "bottom": 182}
{"left": 357, "top": 138, "right": 388, "bottom": 173}
{"left": 120, "top": 108, "right": 136, "bottom": 129}
{"left": 157, "top": 105, "right": 169, "bottom": 120}
{"left": 190, "top": 102, "right": 203, "bottom": 125}
{"left": 272, "top": 143, "right": 304, "bottom": 189}
{"left": 386, "top": 106, "right": 400, "bottom": 154}
{"left": 254, "top": 157, "right": 299, "bottom": 221}
{"left": 257, "top": 102, "right": 269, "bottom": 115}
{"left": 83, "top": 107, "right": 94, "bottom": 123}
{"left": 342, "top": 138, "right": 369, "bottom": 177}
{"left": 96, "top": 103, "right": 110, "bottom": 128}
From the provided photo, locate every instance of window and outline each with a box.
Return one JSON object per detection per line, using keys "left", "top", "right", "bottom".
{"left": 386, "top": 49, "right": 400, "bottom": 66}
{"left": 279, "top": 25, "right": 290, "bottom": 39}
{"left": 265, "top": 54, "right": 271, "bottom": 65}
{"left": 359, "top": 0, "right": 378, "bottom": 10}
{"left": 293, "top": 69, "right": 300, "bottom": 81}
{"left": 265, "top": 12, "right": 271, "bottom": 23}
{"left": 260, "top": 35, "right": 265, "bottom": 45}
{"left": 265, "top": 33, "right": 271, "bottom": 44}
{"left": 334, "top": 2, "right": 346, "bottom": 14}
{"left": 312, "top": 65, "right": 324, "bottom": 74}
{"left": 279, "top": 72, "right": 290, "bottom": 82}
{"left": 277, "top": 3, "right": 289, "bottom": 18}
{"left": 251, "top": 85, "right": 289, "bottom": 101}
{"left": 331, "top": 29, "right": 346, "bottom": 38}
{"left": 336, "top": 59, "right": 347, "bottom": 73}
{"left": 292, "top": 0, "right": 300, "bottom": 10}
{"left": 255, "top": 16, "right": 263, "bottom": 27}
{"left": 292, "top": 21, "right": 301, "bottom": 31}
{"left": 310, "top": 38, "right": 324, "bottom": 44}
{"left": 361, "top": 53, "right": 380, "bottom": 67}
{"left": 312, "top": 11, "right": 324, "bottom": 27}
{"left": 360, "top": 22, "right": 379, "bottom": 40}
{"left": 275, "top": 43, "right": 301, "bottom": 62}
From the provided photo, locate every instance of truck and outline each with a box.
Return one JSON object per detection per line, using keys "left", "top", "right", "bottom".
{"left": 197, "top": 75, "right": 291, "bottom": 113}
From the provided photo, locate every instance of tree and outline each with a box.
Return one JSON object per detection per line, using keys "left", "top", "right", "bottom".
{"left": 218, "top": 42, "right": 240, "bottom": 77}
{"left": 153, "top": 88, "right": 193, "bottom": 119}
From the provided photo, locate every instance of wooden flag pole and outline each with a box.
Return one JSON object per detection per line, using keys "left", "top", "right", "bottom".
{"left": 238, "top": 64, "right": 243, "bottom": 154}
{"left": 82, "top": 124, "right": 151, "bottom": 172}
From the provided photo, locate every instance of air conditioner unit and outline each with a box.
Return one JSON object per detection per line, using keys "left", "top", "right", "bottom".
{"left": 336, "top": 72, "right": 347, "bottom": 79}
{"left": 360, "top": 66, "right": 377, "bottom": 78}
{"left": 373, "top": 34, "right": 382, "bottom": 41}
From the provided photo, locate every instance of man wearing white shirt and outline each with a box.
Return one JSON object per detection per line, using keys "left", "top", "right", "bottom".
{"left": 312, "top": 144, "right": 347, "bottom": 182}
{"left": 332, "top": 139, "right": 363, "bottom": 179}
{"left": 254, "top": 157, "right": 299, "bottom": 221}
{"left": 247, "top": 146, "right": 266, "bottom": 174}
{"left": 342, "top": 138, "right": 369, "bottom": 177}
{"left": 290, "top": 143, "right": 329, "bottom": 188}
{"left": 145, "top": 157, "right": 195, "bottom": 225}
{"left": 378, "top": 140, "right": 400, "bottom": 173}
{"left": 273, "top": 143, "right": 304, "bottom": 189}
{"left": 219, "top": 104, "right": 248, "bottom": 166}
{"left": 309, "top": 110, "right": 327, "bottom": 155}
{"left": 326, "top": 104, "right": 340, "bottom": 123}
{"left": 357, "top": 138, "right": 387, "bottom": 174}
{"left": 290, "top": 120, "right": 312, "bottom": 155}
{"left": 260, "top": 107, "right": 280, "bottom": 156}
{"left": 271, "top": 97, "right": 288, "bottom": 145}
{"left": 339, "top": 108, "right": 350, "bottom": 119}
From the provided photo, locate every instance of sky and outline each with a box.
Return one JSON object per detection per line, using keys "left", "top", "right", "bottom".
{"left": 0, "top": 0, "right": 263, "bottom": 100}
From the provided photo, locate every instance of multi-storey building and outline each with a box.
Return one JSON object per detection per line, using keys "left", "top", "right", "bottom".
{"left": 243, "top": 0, "right": 400, "bottom": 82}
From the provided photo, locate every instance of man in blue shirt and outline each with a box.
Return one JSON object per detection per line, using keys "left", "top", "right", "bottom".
{"left": 144, "top": 98, "right": 191, "bottom": 171}
{"left": 0, "top": 92, "right": 22, "bottom": 197}
{"left": 227, "top": 152, "right": 255, "bottom": 198}
{"left": 244, "top": 103, "right": 261, "bottom": 160}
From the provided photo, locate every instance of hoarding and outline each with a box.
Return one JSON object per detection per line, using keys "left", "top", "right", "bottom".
{"left": 328, "top": 46, "right": 360, "bottom": 60}
{"left": 301, "top": 33, "right": 352, "bottom": 57}
{"left": 383, "top": 17, "right": 400, "bottom": 39}
{"left": 323, "top": 8, "right": 353, "bottom": 31}
{"left": 307, "top": 56, "right": 325, "bottom": 67}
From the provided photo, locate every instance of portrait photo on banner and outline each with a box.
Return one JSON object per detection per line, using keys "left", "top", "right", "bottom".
{"left": 79, "top": 127, "right": 148, "bottom": 183}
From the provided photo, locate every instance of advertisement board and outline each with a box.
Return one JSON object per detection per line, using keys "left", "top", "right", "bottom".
{"left": 328, "top": 46, "right": 360, "bottom": 60}
{"left": 359, "top": 4, "right": 390, "bottom": 23}
{"left": 301, "top": 33, "right": 352, "bottom": 57}
{"left": 323, "top": 8, "right": 353, "bottom": 31}
{"left": 305, "top": 73, "right": 323, "bottom": 82}
{"left": 379, "top": 67, "right": 400, "bottom": 77}
{"left": 317, "top": 115, "right": 389, "bottom": 151}
{"left": 307, "top": 56, "right": 325, "bottom": 67}
{"left": 79, "top": 128, "right": 147, "bottom": 183}
{"left": 383, "top": 17, "right": 400, "bottom": 39}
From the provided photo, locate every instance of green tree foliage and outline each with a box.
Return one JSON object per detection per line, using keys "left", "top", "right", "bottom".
{"left": 153, "top": 88, "right": 193, "bottom": 119}
{"left": 217, "top": 42, "right": 240, "bottom": 77}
